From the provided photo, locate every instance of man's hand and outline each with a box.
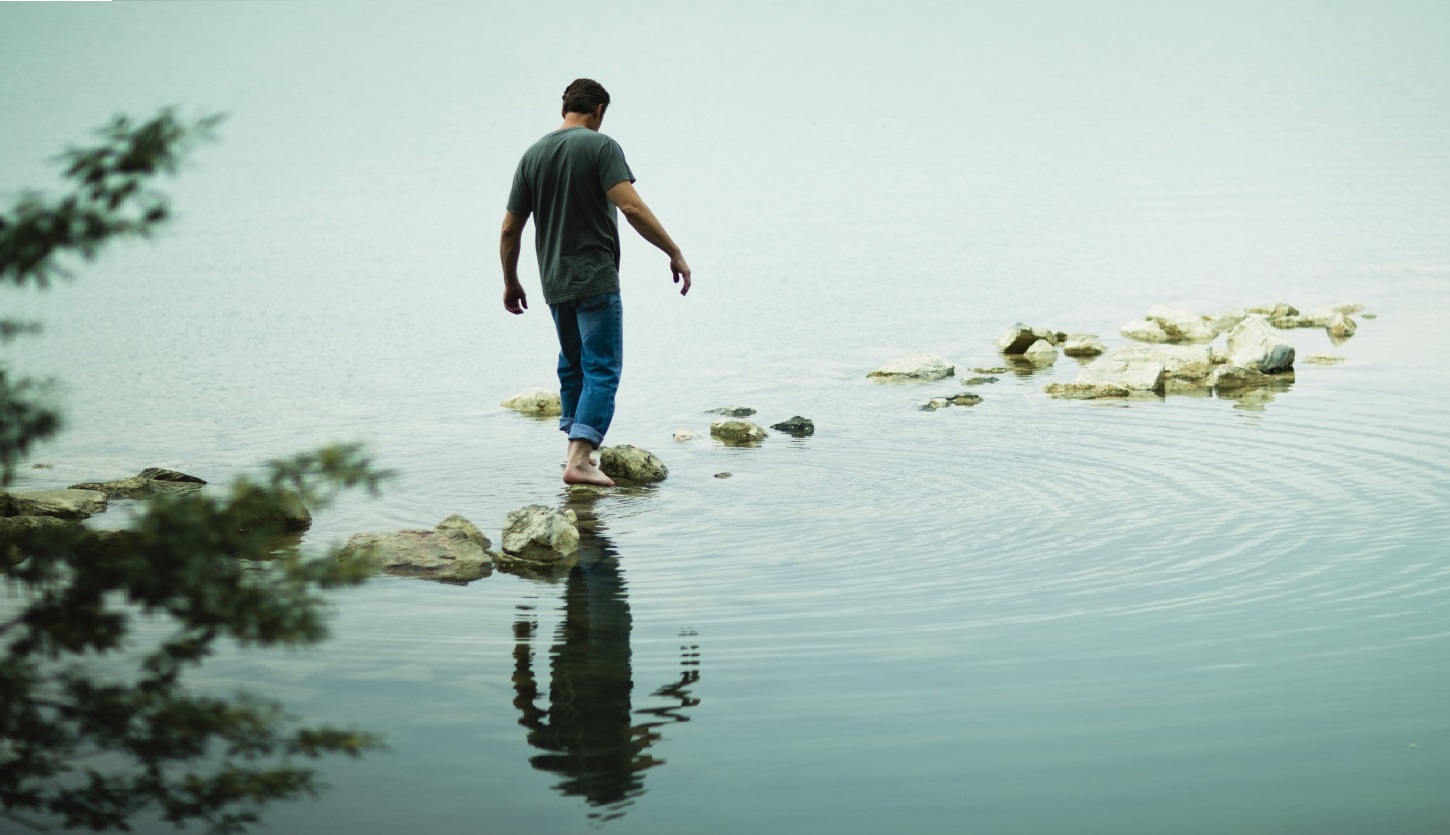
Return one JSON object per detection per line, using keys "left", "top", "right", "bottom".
{"left": 671, "top": 253, "right": 691, "bottom": 296}
{"left": 504, "top": 281, "right": 528, "bottom": 315}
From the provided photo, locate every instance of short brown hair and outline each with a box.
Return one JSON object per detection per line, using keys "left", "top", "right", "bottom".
{"left": 562, "top": 78, "right": 610, "bottom": 115}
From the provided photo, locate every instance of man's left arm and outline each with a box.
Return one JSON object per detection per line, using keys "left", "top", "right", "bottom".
{"left": 500, "top": 210, "right": 529, "bottom": 314}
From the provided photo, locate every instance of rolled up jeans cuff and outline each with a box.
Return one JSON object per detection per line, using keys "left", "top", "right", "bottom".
{"left": 566, "top": 423, "right": 604, "bottom": 449}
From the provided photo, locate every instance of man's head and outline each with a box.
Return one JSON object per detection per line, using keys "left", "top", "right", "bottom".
{"left": 561, "top": 78, "right": 610, "bottom": 123}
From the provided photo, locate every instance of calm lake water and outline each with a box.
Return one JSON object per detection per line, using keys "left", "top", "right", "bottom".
{"left": 4, "top": 2, "right": 1450, "bottom": 833}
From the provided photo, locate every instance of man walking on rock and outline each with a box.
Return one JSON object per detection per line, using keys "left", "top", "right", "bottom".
{"left": 500, "top": 78, "right": 691, "bottom": 487}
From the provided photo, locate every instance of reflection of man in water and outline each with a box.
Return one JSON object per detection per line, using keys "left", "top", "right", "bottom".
{"left": 511, "top": 530, "right": 699, "bottom": 820}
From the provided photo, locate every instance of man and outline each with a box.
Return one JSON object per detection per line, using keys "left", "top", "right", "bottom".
{"left": 501, "top": 78, "right": 691, "bottom": 487}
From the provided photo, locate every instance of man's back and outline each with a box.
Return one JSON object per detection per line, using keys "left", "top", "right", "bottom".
{"left": 508, "top": 127, "right": 634, "bottom": 305}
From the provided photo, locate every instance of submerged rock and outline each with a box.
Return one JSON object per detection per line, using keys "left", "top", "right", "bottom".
{"left": 946, "top": 393, "right": 982, "bottom": 406}
{"left": 1226, "top": 316, "right": 1295, "bottom": 373}
{"left": 598, "top": 445, "right": 669, "bottom": 482}
{"left": 502, "top": 505, "right": 579, "bottom": 562}
{"left": 867, "top": 353, "right": 955, "bottom": 381}
{"left": 69, "top": 467, "right": 207, "bottom": 499}
{"left": 2, "top": 489, "right": 108, "bottom": 520}
{"left": 1303, "top": 355, "right": 1346, "bottom": 365}
{"left": 339, "top": 514, "right": 495, "bottom": 584}
{"left": 919, "top": 397, "right": 951, "bottom": 411}
{"left": 1210, "top": 365, "right": 1277, "bottom": 390}
{"left": 706, "top": 406, "right": 756, "bottom": 417}
{"left": 672, "top": 429, "right": 701, "bottom": 442}
{"left": 971, "top": 366, "right": 1010, "bottom": 375}
{"left": 711, "top": 420, "right": 768, "bottom": 444}
{"left": 770, "top": 416, "right": 815, "bottom": 436}
{"left": 1044, "top": 382, "right": 1131, "bottom": 399}
{"left": 960, "top": 375, "right": 999, "bottom": 386}
{"left": 501, "top": 387, "right": 562, "bottom": 416}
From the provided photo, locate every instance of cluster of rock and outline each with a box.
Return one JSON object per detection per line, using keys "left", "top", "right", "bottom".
{"left": 339, "top": 504, "right": 582, "bottom": 584}
{"left": 1043, "top": 304, "right": 1358, "bottom": 399}
{"left": 2, "top": 467, "right": 208, "bottom": 523}
{"left": 996, "top": 325, "right": 1107, "bottom": 361}
{"left": 676, "top": 407, "right": 816, "bottom": 446}
{"left": 0, "top": 467, "right": 318, "bottom": 533}
{"left": 1118, "top": 303, "right": 1362, "bottom": 345}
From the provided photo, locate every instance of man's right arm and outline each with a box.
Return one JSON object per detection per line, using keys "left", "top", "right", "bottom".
{"left": 500, "top": 210, "right": 529, "bottom": 314}
{"left": 605, "top": 180, "right": 691, "bottom": 296}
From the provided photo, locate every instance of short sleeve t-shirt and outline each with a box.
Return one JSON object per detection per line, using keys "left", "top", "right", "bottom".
{"left": 506, "top": 127, "right": 636, "bottom": 305}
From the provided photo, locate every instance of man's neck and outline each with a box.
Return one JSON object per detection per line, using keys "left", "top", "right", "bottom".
{"left": 559, "top": 110, "right": 603, "bottom": 132}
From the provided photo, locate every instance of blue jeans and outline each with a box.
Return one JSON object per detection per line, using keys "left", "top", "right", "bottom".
{"left": 550, "top": 291, "right": 623, "bottom": 449}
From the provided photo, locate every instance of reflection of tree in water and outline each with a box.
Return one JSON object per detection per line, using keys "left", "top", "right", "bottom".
{"left": 511, "top": 525, "right": 700, "bottom": 823}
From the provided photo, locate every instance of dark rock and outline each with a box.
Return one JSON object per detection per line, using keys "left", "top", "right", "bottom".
{"left": 706, "top": 406, "right": 756, "bottom": 417}
{"left": 769, "top": 416, "right": 815, "bottom": 436}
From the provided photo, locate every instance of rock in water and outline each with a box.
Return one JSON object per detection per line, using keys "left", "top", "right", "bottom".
{"left": 1120, "top": 318, "right": 1172, "bottom": 343}
{"left": 1076, "top": 357, "right": 1167, "bottom": 392}
{"left": 502, "top": 505, "right": 579, "bottom": 561}
{"left": 599, "top": 445, "right": 669, "bottom": 482}
{"left": 501, "top": 387, "right": 562, "bottom": 416}
{"left": 1044, "top": 382, "right": 1131, "bottom": 399}
{"left": 1062, "top": 334, "right": 1106, "bottom": 357}
{"left": 1328, "top": 311, "right": 1357, "bottom": 339}
{"left": 234, "top": 490, "right": 312, "bottom": 533}
{"left": 996, "top": 324, "right": 1059, "bottom": 354}
{"left": 2, "top": 489, "right": 108, "bottom": 520}
{"left": 706, "top": 406, "right": 756, "bottom": 417}
{"left": 867, "top": 353, "right": 955, "bottom": 381}
{"left": 339, "top": 515, "right": 495, "bottom": 584}
{"left": 770, "top": 416, "right": 815, "bottom": 436}
{"left": 1210, "top": 365, "right": 1276, "bottom": 391}
{"left": 1023, "top": 339, "right": 1058, "bottom": 364}
{"left": 1226, "top": 316, "right": 1295, "bottom": 373}
{"left": 70, "top": 467, "right": 207, "bottom": 499}
{"left": 711, "top": 420, "right": 768, "bottom": 444}
{"left": 672, "top": 429, "right": 700, "bottom": 442}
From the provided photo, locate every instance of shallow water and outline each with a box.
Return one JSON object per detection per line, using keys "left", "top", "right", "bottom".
{"left": 3, "top": 3, "right": 1450, "bottom": 833}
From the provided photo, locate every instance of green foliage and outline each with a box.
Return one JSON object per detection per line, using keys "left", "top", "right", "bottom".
{"left": 1, "top": 112, "right": 385, "bottom": 833}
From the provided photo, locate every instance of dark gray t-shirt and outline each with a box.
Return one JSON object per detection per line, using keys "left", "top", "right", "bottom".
{"left": 506, "top": 127, "right": 635, "bottom": 305}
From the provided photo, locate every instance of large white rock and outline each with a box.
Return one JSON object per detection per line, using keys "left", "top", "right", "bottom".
{"left": 501, "top": 387, "right": 562, "bottom": 416}
{"left": 1226, "top": 316, "right": 1295, "bottom": 373}
{"left": 1103, "top": 344, "right": 1213, "bottom": 380}
{"left": 1076, "top": 357, "right": 1166, "bottom": 392}
{"left": 502, "top": 505, "right": 579, "bottom": 562}
{"left": 867, "top": 353, "right": 955, "bottom": 381}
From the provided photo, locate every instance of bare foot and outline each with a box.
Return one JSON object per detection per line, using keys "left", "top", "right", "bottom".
{"left": 563, "top": 462, "right": 615, "bottom": 487}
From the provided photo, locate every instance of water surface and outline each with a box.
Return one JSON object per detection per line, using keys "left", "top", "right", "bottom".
{"left": 2, "top": 3, "right": 1449, "bottom": 833}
